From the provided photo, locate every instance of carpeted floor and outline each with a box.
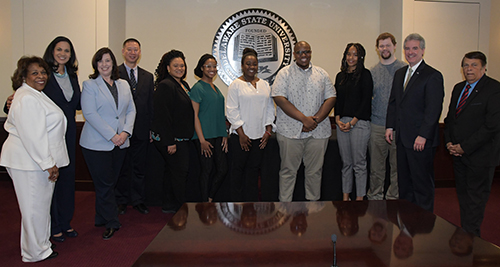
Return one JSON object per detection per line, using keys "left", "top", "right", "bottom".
{"left": 1, "top": 179, "right": 499, "bottom": 266}
{"left": 0, "top": 180, "right": 172, "bottom": 267}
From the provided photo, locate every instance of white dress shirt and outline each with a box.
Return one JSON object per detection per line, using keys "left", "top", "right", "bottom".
{"left": 226, "top": 78, "right": 275, "bottom": 139}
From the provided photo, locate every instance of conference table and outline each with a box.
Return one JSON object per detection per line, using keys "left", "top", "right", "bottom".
{"left": 133, "top": 200, "right": 500, "bottom": 266}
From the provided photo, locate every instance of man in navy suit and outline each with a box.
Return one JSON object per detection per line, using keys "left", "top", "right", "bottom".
{"left": 444, "top": 51, "right": 500, "bottom": 236}
{"left": 385, "top": 33, "right": 444, "bottom": 212}
{"left": 116, "top": 38, "right": 154, "bottom": 214}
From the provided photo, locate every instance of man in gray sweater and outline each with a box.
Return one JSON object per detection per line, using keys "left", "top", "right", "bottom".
{"left": 367, "top": 33, "right": 407, "bottom": 200}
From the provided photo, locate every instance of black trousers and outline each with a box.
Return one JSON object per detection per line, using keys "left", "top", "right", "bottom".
{"left": 51, "top": 127, "right": 77, "bottom": 235}
{"left": 116, "top": 135, "right": 149, "bottom": 206}
{"left": 194, "top": 137, "right": 228, "bottom": 201}
{"left": 82, "top": 147, "right": 126, "bottom": 229}
{"left": 397, "top": 142, "right": 436, "bottom": 212}
{"left": 453, "top": 158, "right": 495, "bottom": 237}
{"left": 229, "top": 134, "right": 265, "bottom": 202}
{"left": 50, "top": 155, "right": 75, "bottom": 235}
{"left": 154, "top": 141, "right": 189, "bottom": 210}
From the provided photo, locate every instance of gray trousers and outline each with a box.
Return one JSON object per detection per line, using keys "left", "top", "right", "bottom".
{"left": 336, "top": 117, "right": 370, "bottom": 197}
{"left": 367, "top": 123, "right": 398, "bottom": 200}
{"left": 276, "top": 133, "right": 329, "bottom": 202}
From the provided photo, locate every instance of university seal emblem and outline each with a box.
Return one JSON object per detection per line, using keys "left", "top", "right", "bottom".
{"left": 212, "top": 8, "right": 297, "bottom": 86}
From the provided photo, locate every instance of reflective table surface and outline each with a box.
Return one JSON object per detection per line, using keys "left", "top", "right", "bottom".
{"left": 133, "top": 200, "right": 500, "bottom": 266}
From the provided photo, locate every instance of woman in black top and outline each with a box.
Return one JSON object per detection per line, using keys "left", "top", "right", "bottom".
{"left": 151, "top": 50, "right": 194, "bottom": 213}
{"left": 334, "top": 43, "right": 373, "bottom": 201}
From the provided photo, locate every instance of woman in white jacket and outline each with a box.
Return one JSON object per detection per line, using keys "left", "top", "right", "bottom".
{"left": 0, "top": 56, "right": 69, "bottom": 262}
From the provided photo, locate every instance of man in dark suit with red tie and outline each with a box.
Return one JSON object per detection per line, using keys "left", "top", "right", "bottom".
{"left": 385, "top": 33, "right": 444, "bottom": 212}
{"left": 444, "top": 51, "right": 500, "bottom": 237}
{"left": 116, "top": 38, "right": 154, "bottom": 215}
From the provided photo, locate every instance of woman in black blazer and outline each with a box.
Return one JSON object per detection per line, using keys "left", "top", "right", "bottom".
{"left": 41, "top": 36, "right": 81, "bottom": 243}
{"left": 151, "top": 50, "right": 194, "bottom": 213}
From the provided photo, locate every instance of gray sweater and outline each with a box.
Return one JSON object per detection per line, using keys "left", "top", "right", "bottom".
{"left": 370, "top": 59, "right": 407, "bottom": 126}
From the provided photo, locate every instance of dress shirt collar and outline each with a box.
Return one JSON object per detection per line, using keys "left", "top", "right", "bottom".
{"left": 124, "top": 64, "right": 138, "bottom": 80}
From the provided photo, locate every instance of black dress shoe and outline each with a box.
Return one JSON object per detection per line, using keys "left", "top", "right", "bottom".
{"left": 43, "top": 251, "right": 58, "bottom": 261}
{"left": 118, "top": 204, "right": 127, "bottom": 215}
{"left": 51, "top": 233, "right": 65, "bottom": 242}
{"left": 103, "top": 228, "right": 119, "bottom": 240}
{"left": 64, "top": 229, "right": 78, "bottom": 237}
{"left": 133, "top": 203, "right": 149, "bottom": 214}
{"left": 161, "top": 208, "right": 177, "bottom": 214}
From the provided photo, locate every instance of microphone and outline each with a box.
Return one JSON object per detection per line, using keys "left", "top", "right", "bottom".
{"left": 331, "top": 234, "right": 339, "bottom": 267}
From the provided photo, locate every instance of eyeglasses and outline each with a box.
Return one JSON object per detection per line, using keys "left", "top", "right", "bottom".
{"left": 204, "top": 65, "right": 218, "bottom": 69}
{"left": 294, "top": 50, "right": 312, "bottom": 55}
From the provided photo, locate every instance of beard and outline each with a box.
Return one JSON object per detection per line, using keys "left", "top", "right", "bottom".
{"left": 381, "top": 51, "right": 392, "bottom": 60}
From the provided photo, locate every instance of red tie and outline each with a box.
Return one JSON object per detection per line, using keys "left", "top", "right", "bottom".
{"left": 456, "top": 84, "right": 471, "bottom": 116}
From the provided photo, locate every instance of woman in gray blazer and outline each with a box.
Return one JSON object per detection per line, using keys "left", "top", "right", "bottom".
{"left": 0, "top": 56, "right": 69, "bottom": 262}
{"left": 80, "top": 48, "right": 136, "bottom": 240}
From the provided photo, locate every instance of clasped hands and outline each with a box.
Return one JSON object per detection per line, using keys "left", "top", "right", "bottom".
{"left": 111, "top": 132, "right": 129, "bottom": 147}
{"left": 446, "top": 142, "right": 464, "bottom": 157}
{"left": 302, "top": 116, "right": 319, "bottom": 132}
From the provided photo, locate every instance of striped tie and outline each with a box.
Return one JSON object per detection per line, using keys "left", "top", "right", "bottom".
{"left": 456, "top": 84, "right": 471, "bottom": 117}
{"left": 130, "top": 69, "right": 137, "bottom": 95}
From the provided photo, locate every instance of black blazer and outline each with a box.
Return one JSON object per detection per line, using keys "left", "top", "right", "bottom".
{"left": 118, "top": 64, "right": 154, "bottom": 141}
{"left": 151, "top": 76, "right": 194, "bottom": 147}
{"left": 386, "top": 60, "right": 444, "bottom": 149}
{"left": 42, "top": 73, "right": 81, "bottom": 164}
{"left": 444, "top": 75, "right": 500, "bottom": 167}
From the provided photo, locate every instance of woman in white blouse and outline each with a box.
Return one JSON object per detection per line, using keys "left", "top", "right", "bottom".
{"left": 0, "top": 56, "right": 69, "bottom": 262}
{"left": 226, "top": 48, "right": 275, "bottom": 202}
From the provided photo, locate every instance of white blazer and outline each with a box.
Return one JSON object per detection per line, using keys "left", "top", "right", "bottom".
{"left": 79, "top": 76, "right": 136, "bottom": 151}
{"left": 0, "top": 83, "right": 69, "bottom": 171}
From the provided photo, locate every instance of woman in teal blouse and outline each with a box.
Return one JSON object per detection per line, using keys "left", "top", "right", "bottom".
{"left": 190, "top": 54, "right": 228, "bottom": 202}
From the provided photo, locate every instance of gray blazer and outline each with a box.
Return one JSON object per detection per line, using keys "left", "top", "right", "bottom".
{"left": 80, "top": 76, "right": 136, "bottom": 151}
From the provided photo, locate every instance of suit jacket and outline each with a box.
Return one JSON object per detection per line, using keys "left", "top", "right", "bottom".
{"left": 118, "top": 64, "right": 154, "bottom": 140}
{"left": 444, "top": 75, "right": 500, "bottom": 167}
{"left": 79, "top": 76, "right": 136, "bottom": 151}
{"left": 151, "top": 76, "right": 194, "bottom": 147}
{"left": 386, "top": 60, "right": 444, "bottom": 148}
{"left": 0, "top": 83, "right": 69, "bottom": 171}
{"left": 43, "top": 73, "right": 81, "bottom": 160}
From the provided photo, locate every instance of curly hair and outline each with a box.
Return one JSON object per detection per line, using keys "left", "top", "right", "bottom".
{"left": 43, "top": 36, "right": 78, "bottom": 78}
{"left": 194, "top": 53, "right": 216, "bottom": 78}
{"left": 241, "top": 47, "right": 258, "bottom": 65}
{"left": 154, "top": 49, "right": 186, "bottom": 88}
{"left": 11, "top": 56, "right": 50, "bottom": 90}
{"left": 89, "top": 47, "right": 120, "bottom": 80}
{"left": 339, "top": 43, "right": 366, "bottom": 86}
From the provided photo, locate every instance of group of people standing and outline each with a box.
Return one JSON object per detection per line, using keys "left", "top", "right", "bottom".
{"left": 0, "top": 37, "right": 153, "bottom": 262}
{"left": 2, "top": 30, "right": 499, "bottom": 262}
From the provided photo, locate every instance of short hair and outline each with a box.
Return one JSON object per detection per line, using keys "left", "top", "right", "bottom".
{"left": 376, "top": 32, "right": 397, "bottom": 47}
{"left": 404, "top": 33, "right": 425, "bottom": 49}
{"left": 11, "top": 56, "right": 51, "bottom": 90}
{"left": 43, "top": 36, "right": 79, "bottom": 77}
{"left": 462, "top": 51, "right": 487, "bottom": 67}
{"left": 123, "top": 38, "right": 141, "bottom": 48}
{"left": 194, "top": 54, "right": 216, "bottom": 78}
{"left": 154, "top": 49, "right": 187, "bottom": 88}
{"left": 89, "top": 47, "right": 120, "bottom": 80}
{"left": 241, "top": 47, "right": 258, "bottom": 65}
